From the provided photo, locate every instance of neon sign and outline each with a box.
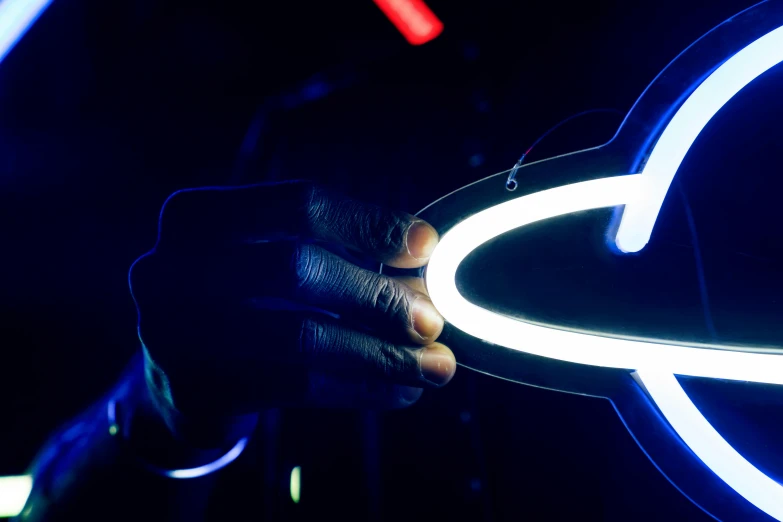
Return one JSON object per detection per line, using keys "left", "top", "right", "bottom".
{"left": 424, "top": 7, "right": 783, "bottom": 521}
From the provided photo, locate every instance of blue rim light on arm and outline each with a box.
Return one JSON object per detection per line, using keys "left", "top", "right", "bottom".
{"left": 107, "top": 399, "right": 249, "bottom": 480}
{"left": 0, "top": 0, "right": 52, "bottom": 65}
{"left": 425, "top": 21, "right": 783, "bottom": 521}
{"left": 161, "top": 438, "right": 248, "bottom": 479}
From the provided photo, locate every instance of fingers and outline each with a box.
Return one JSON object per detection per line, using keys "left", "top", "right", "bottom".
{"left": 290, "top": 244, "right": 443, "bottom": 344}
{"left": 156, "top": 182, "right": 439, "bottom": 268}
{"left": 298, "top": 316, "right": 456, "bottom": 388}
{"left": 134, "top": 242, "right": 444, "bottom": 346}
{"left": 305, "top": 184, "right": 438, "bottom": 268}
{"left": 204, "top": 242, "right": 443, "bottom": 344}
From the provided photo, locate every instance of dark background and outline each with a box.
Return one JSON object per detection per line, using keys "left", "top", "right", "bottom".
{"left": 0, "top": 0, "right": 765, "bottom": 520}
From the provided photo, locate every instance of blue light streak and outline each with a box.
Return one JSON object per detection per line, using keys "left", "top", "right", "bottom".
{"left": 107, "top": 399, "right": 248, "bottom": 480}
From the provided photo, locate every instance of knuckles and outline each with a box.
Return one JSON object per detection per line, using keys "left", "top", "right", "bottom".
{"left": 157, "top": 181, "right": 320, "bottom": 249}
{"left": 369, "top": 276, "right": 410, "bottom": 320}
{"left": 292, "top": 243, "right": 327, "bottom": 295}
{"left": 355, "top": 206, "right": 411, "bottom": 260}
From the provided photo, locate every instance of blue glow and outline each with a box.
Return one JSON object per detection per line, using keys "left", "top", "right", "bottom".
{"left": 615, "top": 24, "right": 783, "bottom": 253}
{"left": 628, "top": 61, "right": 724, "bottom": 175}
{"left": 107, "top": 400, "right": 248, "bottom": 479}
{"left": 0, "top": 0, "right": 52, "bottom": 66}
{"left": 164, "top": 437, "right": 248, "bottom": 479}
{"left": 425, "top": 20, "right": 783, "bottom": 520}
{"left": 426, "top": 175, "right": 783, "bottom": 386}
{"left": 637, "top": 371, "right": 783, "bottom": 520}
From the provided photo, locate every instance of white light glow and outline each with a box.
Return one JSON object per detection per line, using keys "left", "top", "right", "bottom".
{"left": 636, "top": 370, "right": 783, "bottom": 520}
{"left": 290, "top": 466, "right": 301, "bottom": 504}
{"left": 0, "top": 0, "right": 52, "bottom": 65}
{"left": 0, "top": 475, "right": 32, "bottom": 518}
{"left": 424, "top": 21, "right": 783, "bottom": 520}
{"left": 426, "top": 174, "right": 783, "bottom": 385}
{"left": 615, "top": 24, "right": 783, "bottom": 253}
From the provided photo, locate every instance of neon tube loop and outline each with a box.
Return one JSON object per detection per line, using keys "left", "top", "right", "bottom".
{"left": 425, "top": 22, "right": 783, "bottom": 521}
{"left": 426, "top": 173, "right": 783, "bottom": 385}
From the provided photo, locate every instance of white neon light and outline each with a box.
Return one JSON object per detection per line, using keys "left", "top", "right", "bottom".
{"left": 0, "top": 475, "right": 32, "bottom": 518}
{"left": 637, "top": 370, "right": 783, "bottom": 520}
{"left": 426, "top": 174, "right": 783, "bottom": 385}
{"left": 615, "top": 24, "right": 783, "bottom": 253}
{"left": 290, "top": 466, "right": 301, "bottom": 504}
{"left": 425, "top": 21, "right": 783, "bottom": 520}
{"left": 0, "top": 0, "right": 52, "bottom": 65}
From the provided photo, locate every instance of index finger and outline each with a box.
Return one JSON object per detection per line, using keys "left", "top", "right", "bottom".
{"left": 305, "top": 184, "right": 438, "bottom": 268}
{"left": 156, "top": 182, "right": 438, "bottom": 268}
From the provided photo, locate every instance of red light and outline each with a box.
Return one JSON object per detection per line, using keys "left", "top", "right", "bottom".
{"left": 373, "top": 0, "right": 443, "bottom": 46}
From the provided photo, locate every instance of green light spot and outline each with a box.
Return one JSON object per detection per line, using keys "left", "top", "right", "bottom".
{"left": 109, "top": 424, "right": 119, "bottom": 436}
{"left": 0, "top": 475, "right": 33, "bottom": 518}
{"left": 290, "top": 466, "right": 301, "bottom": 504}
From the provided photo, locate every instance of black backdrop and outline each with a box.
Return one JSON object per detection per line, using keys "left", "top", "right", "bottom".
{"left": 0, "top": 1, "right": 762, "bottom": 520}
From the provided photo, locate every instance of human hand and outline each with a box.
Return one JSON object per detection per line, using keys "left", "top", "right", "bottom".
{"left": 129, "top": 181, "right": 455, "bottom": 423}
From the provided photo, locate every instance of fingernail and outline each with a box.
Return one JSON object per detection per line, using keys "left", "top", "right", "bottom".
{"left": 419, "top": 345, "right": 456, "bottom": 386}
{"left": 406, "top": 221, "right": 439, "bottom": 260}
{"left": 411, "top": 297, "right": 444, "bottom": 341}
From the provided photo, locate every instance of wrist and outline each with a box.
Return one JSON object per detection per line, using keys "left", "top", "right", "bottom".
{"left": 112, "top": 350, "right": 258, "bottom": 476}
{"left": 140, "top": 346, "right": 258, "bottom": 449}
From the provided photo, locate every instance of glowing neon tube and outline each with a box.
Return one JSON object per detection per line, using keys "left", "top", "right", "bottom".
{"left": 425, "top": 20, "right": 783, "bottom": 521}
{"left": 426, "top": 174, "right": 783, "bottom": 385}
{"left": 0, "top": 475, "right": 33, "bottom": 518}
{"left": 0, "top": 0, "right": 52, "bottom": 65}
{"left": 164, "top": 437, "right": 248, "bottom": 479}
{"left": 637, "top": 370, "right": 783, "bottom": 520}
{"left": 615, "top": 24, "right": 783, "bottom": 253}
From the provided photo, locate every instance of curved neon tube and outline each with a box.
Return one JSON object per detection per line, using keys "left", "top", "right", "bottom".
{"left": 0, "top": 0, "right": 52, "bottom": 65}
{"left": 426, "top": 174, "right": 783, "bottom": 385}
{"left": 637, "top": 370, "right": 783, "bottom": 520}
{"left": 425, "top": 21, "right": 783, "bottom": 520}
{"left": 0, "top": 475, "right": 33, "bottom": 518}
{"left": 615, "top": 24, "right": 783, "bottom": 253}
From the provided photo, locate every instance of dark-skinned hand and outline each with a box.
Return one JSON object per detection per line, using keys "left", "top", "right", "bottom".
{"left": 129, "top": 181, "right": 456, "bottom": 428}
